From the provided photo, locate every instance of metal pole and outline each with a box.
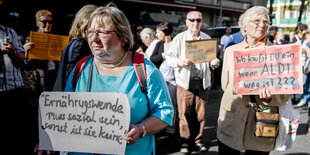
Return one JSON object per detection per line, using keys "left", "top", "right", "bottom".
{"left": 219, "top": 0, "right": 223, "bottom": 26}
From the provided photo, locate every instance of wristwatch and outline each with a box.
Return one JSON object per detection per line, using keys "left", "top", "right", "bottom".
{"left": 139, "top": 123, "right": 147, "bottom": 137}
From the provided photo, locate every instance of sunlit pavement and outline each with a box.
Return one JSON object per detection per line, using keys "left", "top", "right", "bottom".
{"left": 156, "top": 86, "right": 310, "bottom": 155}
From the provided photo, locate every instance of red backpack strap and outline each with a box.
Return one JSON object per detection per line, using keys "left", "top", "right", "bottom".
{"left": 133, "top": 52, "right": 147, "bottom": 94}
{"left": 133, "top": 52, "right": 151, "bottom": 115}
{"left": 73, "top": 54, "right": 92, "bottom": 90}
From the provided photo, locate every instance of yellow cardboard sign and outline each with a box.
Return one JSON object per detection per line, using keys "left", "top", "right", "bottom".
{"left": 28, "top": 31, "right": 69, "bottom": 61}
{"left": 185, "top": 39, "right": 217, "bottom": 64}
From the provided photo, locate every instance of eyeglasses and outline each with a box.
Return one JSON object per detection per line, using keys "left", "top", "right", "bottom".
{"left": 86, "top": 29, "right": 116, "bottom": 38}
{"left": 188, "top": 18, "right": 202, "bottom": 23}
{"left": 249, "top": 19, "right": 271, "bottom": 26}
{"left": 40, "top": 20, "right": 53, "bottom": 25}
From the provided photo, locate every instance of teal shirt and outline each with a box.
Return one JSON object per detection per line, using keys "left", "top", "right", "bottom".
{"left": 64, "top": 56, "right": 173, "bottom": 155}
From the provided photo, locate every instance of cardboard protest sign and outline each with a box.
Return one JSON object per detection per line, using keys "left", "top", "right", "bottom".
{"left": 185, "top": 39, "right": 217, "bottom": 64}
{"left": 233, "top": 43, "right": 303, "bottom": 95}
{"left": 28, "top": 31, "right": 69, "bottom": 61}
{"left": 38, "top": 92, "right": 130, "bottom": 155}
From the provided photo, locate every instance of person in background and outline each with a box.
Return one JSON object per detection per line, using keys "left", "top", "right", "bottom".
{"left": 288, "top": 31, "right": 296, "bottom": 44}
{"left": 224, "top": 13, "right": 244, "bottom": 49}
{"left": 217, "top": 6, "right": 290, "bottom": 154}
{"left": 266, "top": 26, "right": 278, "bottom": 43}
{"left": 274, "top": 31, "right": 286, "bottom": 45}
{"left": 5, "top": 11, "right": 29, "bottom": 44}
{"left": 59, "top": 3, "right": 173, "bottom": 155}
{"left": 0, "top": 24, "right": 30, "bottom": 154}
{"left": 166, "top": 10, "right": 220, "bottom": 154}
{"left": 23, "top": 9, "right": 58, "bottom": 91}
{"left": 150, "top": 22, "right": 173, "bottom": 68}
{"left": 296, "top": 31, "right": 310, "bottom": 108}
{"left": 220, "top": 26, "right": 232, "bottom": 60}
{"left": 150, "top": 22, "right": 177, "bottom": 135}
{"left": 294, "top": 23, "right": 308, "bottom": 43}
{"left": 139, "top": 27, "right": 160, "bottom": 60}
{"left": 133, "top": 24, "right": 146, "bottom": 52}
{"left": 53, "top": 4, "right": 96, "bottom": 91}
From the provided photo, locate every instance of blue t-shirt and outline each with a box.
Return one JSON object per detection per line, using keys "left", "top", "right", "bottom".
{"left": 64, "top": 56, "right": 173, "bottom": 155}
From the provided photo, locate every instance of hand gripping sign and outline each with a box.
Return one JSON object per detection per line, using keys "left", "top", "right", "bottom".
{"left": 233, "top": 43, "right": 303, "bottom": 95}
{"left": 38, "top": 92, "right": 130, "bottom": 155}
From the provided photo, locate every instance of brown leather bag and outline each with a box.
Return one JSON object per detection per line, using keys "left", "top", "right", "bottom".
{"left": 250, "top": 95, "right": 279, "bottom": 138}
{"left": 255, "top": 112, "right": 279, "bottom": 137}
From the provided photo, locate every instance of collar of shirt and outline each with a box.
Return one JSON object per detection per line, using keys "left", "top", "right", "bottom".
{"left": 186, "top": 30, "right": 203, "bottom": 40}
{"left": 243, "top": 36, "right": 266, "bottom": 49}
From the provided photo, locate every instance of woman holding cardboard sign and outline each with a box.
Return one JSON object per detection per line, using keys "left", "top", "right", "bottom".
{"left": 217, "top": 6, "right": 290, "bottom": 154}
{"left": 59, "top": 3, "right": 173, "bottom": 155}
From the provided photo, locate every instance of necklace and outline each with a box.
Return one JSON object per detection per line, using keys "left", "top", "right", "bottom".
{"left": 101, "top": 52, "right": 128, "bottom": 68}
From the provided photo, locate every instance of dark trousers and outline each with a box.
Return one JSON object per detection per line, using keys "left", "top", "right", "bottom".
{"left": 218, "top": 140, "right": 270, "bottom": 155}
{"left": 0, "top": 87, "right": 38, "bottom": 154}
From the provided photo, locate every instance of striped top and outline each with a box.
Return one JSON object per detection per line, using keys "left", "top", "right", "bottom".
{"left": 0, "top": 25, "right": 25, "bottom": 91}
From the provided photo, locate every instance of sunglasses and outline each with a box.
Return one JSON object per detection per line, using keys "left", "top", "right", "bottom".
{"left": 40, "top": 20, "right": 53, "bottom": 25}
{"left": 188, "top": 18, "right": 202, "bottom": 23}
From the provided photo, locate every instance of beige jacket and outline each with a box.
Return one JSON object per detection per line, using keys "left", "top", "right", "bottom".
{"left": 217, "top": 39, "right": 291, "bottom": 151}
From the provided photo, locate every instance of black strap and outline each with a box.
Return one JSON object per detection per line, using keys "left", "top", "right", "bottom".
{"left": 87, "top": 58, "right": 94, "bottom": 92}
{"left": 256, "top": 119, "right": 279, "bottom": 125}
{"left": 250, "top": 95, "right": 258, "bottom": 112}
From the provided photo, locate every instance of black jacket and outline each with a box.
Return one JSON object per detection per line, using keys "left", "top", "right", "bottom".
{"left": 150, "top": 41, "right": 164, "bottom": 68}
{"left": 53, "top": 38, "right": 91, "bottom": 91}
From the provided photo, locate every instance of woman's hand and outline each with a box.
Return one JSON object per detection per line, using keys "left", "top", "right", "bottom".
{"left": 23, "top": 42, "right": 34, "bottom": 51}
{"left": 259, "top": 88, "right": 272, "bottom": 103}
{"left": 211, "top": 58, "right": 220, "bottom": 68}
{"left": 136, "top": 47, "right": 143, "bottom": 54}
{"left": 23, "top": 42, "right": 34, "bottom": 58}
{"left": 122, "top": 124, "right": 142, "bottom": 145}
{"left": 34, "top": 143, "right": 52, "bottom": 155}
{"left": 162, "top": 52, "right": 165, "bottom": 59}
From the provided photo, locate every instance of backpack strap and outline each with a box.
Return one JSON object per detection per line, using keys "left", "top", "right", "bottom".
{"left": 72, "top": 54, "right": 93, "bottom": 90}
{"left": 133, "top": 52, "right": 147, "bottom": 93}
{"left": 133, "top": 52, "right": 150, "bottom": 114}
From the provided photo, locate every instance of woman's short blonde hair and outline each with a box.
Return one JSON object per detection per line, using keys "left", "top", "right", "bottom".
{"left": 35, "top": 10, "right": 52, "bottom": 21}
{"left": 140, "top": 28, "right": 155, "bottom": 44}
{"left": 89, "top": 3, "right": 134, "bottom": 51}
{"left": 241, "top": 6, "right": 270, "bottom": 36}
{"left": 69, "top": 4, "right": 97, "bottom": 40}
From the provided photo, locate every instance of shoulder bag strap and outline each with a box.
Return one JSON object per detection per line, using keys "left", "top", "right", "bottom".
{"left": 250, "top": 95, "right": 258, "bottom": 112}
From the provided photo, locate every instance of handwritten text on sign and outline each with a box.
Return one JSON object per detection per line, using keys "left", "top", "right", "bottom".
{"left": 185, "top": 39, "right": 217, "bottom": 64}
{"left": 29, "top": 31, "right": 69, "bottom": 61}
{"left": 39, "top": 92, "right": 130, "bottom": 155}
{"left": 233, "top": 44, "right": 303, "bottom": 94}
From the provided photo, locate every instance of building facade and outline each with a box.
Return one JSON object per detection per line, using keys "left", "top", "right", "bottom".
{"left": 267, "top": 0, "right": 308, "bottom": 32}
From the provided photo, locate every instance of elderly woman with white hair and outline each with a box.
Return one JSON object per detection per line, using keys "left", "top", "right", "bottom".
{"left": 217, "top": 6, "right": 290, "bottom": 154}
{"left": 139, "top": 27, "right": 160, "bottom": 60}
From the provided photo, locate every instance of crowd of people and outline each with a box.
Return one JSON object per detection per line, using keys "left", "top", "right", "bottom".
{"left": 0, "top": 2, "right": 310, "bottom": 155}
